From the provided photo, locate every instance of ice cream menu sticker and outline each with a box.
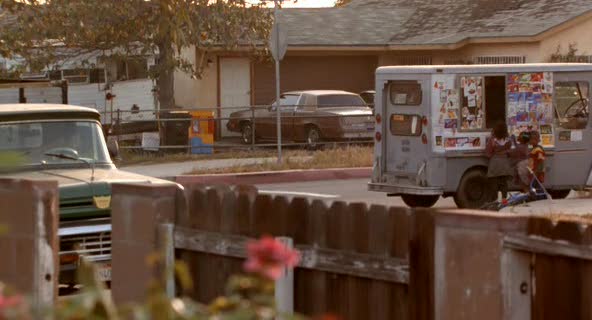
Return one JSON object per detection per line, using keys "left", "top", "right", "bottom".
{"left": 432, "top": 74, "right": 488, "bottom": 152}
{"left": 460, "top": 77, "right": 484, "bottom": 130}
{"left": 507, "top": 72, "right": 554, "bottom": 147}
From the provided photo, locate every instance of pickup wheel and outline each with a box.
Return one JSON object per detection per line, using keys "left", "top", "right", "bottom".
{"left": 306, "top": 126, "right": 321, "bottom": 150}
{"left": 454, "top": 168, "right": 495, "bottom": 209}
{"left": 240, "top": 122, "right": 254, "bottom": 145}
{"left": 401, "top": 194, "right": 439, "bottom": 208}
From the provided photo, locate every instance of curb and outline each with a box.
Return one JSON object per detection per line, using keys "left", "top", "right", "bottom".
{"left": 174, "top": 167, "right": 372, "bottom": 185}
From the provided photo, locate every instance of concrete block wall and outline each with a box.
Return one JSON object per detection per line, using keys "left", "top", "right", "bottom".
{"left": 0, "top": 179, "right": 59, "bottom": 310}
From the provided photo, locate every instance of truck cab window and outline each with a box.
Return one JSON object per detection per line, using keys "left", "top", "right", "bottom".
{"left": 555, "top": 81, "right": 589, "bottom": 129}
{"left": 389, "top": 81, "right": 422, "bottom": 106}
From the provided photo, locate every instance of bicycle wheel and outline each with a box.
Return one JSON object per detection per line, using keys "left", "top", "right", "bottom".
{"left": 480, "top": 201, "right": 501, "bottom": 211}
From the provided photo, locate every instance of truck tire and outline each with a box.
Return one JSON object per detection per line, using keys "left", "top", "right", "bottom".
{"left": 454, "top": 169, "right": 495, "bottom": 209}
{"left": 548, "top": 189, "right": 571, "bottom": 199}
{"left": 401, "top": 194, "right": 439, "bottom": 208}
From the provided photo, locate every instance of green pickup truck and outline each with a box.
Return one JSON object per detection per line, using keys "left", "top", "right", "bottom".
{"left": 0, "top": 103, "right": 175, "bottom": 285}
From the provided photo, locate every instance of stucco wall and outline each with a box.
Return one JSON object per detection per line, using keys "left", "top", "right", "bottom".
{"left": 174, "top": 47, "right": 218, "bottom": 108}
{"left": 540, "top": 16, "right": 592, "bottom": 60}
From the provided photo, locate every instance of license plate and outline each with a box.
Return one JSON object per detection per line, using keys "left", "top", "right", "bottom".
{"left": 96, "top": 263, "right": 112, "bottom": 282}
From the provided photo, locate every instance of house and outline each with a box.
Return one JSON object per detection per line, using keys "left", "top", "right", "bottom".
{"left": 174, "top": 0, "right": 592, "bottom": 138}
{"left": 0, "top": 51, "right": 158, "bottom": 125}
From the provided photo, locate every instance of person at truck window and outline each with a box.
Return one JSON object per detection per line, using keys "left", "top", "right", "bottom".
{"left": 528, "top": 131, "right": 546, "bottom": 183}
{"left": 508, "top": 131, "right": 531, "bottom": 192}
{"left": 485, "top": 122, "right": 513, "bottom": 199}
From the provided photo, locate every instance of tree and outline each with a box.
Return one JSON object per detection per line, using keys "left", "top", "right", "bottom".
{"left": 0, "top": 0, "right": 272, "bottom": 109}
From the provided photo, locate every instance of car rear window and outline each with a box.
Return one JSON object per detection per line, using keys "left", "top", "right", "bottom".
{"left": 317, "top": 95, "right": 366, "bottom": 107}
{"left": 390, "top": 114, "right": 422, "bottom": 136}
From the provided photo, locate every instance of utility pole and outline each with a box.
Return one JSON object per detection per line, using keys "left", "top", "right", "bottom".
{"left": 273, "top": 0, "right": 282, "bottom": 163}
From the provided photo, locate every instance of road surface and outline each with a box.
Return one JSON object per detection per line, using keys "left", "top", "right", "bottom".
{"left": 256, "top": 178, "right": 457, "bottom": 208}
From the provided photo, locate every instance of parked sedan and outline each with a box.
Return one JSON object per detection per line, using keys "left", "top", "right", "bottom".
{"left": 226, "top": 90, "right": 374, "bottom": 147}
{"left": 359, "top": 90, "right": 375, "bottom": 109}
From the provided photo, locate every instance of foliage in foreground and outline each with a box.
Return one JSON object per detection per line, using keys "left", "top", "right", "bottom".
{"left": 0, "top": 236, "right": 335, "bottom": 320}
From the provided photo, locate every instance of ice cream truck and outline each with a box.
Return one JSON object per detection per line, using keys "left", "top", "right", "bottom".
{"left": 368, "top": 64, "right": 592, "bottom": 209}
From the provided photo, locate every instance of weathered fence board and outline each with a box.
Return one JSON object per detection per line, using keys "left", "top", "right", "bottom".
{"left": 174, "top": 185, "right": 412, "bottom": 319}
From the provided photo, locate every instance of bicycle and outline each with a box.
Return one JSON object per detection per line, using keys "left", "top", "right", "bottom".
{"left": 480, "top": 167, "right": 551, "bottom": 211}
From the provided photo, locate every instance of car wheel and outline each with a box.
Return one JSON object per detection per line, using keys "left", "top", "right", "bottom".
{"left": 241, "top": 122, "right": 253, "bottom": 145}
{"left": 548, "top": 189, "right": 571, "bottom": 199}
{"left": 453, "top": 168, "right": 495, "bottom": 209}
{"left": 401, "top": 194, "right": 439, "bottom": 208}
{"left": 306, "top": 126, "right": 321, "bottom": 149}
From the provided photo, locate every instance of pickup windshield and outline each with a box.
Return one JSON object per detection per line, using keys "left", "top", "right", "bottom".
{"left": 0, "top": 121, "right": 110, "bottom": 166}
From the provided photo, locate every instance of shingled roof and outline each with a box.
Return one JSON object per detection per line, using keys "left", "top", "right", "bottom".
{"left": 278, "top": 0, "right": 592, "bottom": 47}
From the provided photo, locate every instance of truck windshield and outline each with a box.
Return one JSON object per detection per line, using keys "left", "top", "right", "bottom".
{"left": 0, "top": 121, "right": 110, "bottom": 166}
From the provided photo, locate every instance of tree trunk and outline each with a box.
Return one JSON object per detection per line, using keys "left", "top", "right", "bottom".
{"left": 157, "top": 42, "right": 175, "bottom": 110}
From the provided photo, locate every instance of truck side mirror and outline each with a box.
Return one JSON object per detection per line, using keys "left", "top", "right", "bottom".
{"left": 107, "top": 139, "right": 120, "bottom": 160}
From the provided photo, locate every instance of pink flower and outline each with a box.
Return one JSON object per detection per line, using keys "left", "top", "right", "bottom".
{"left": 0, "top": 293, "right": 23, "bottom": 309}
{"left": 243, "top": 236, "right": 300, "bottom": 280}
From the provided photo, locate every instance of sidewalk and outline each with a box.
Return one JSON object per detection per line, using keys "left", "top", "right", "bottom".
{"left": 120, "top": 156, "right": 309, "bottom": 178}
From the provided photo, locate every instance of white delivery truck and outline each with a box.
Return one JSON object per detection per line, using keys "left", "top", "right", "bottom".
{"left": 368, "top": 64, "right": 592, "bottom": 209}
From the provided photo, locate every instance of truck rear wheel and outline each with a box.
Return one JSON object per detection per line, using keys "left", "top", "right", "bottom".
{"left": 401, "top": 194, "right": 439, "bottom": 208}
{"left": 454, "top": 169, "right": 495, "bottom": 209}
{"left": 548, "top": 189, "right": 571, "bottom": 199}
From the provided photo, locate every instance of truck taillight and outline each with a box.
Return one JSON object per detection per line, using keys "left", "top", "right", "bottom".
{"left": 375, "top": 114, "right": 382, "bottom": 124}
{"left": 422, "top": 116, "right": 428, "bottom": 126}
{"left": 375, "top": 131, "right": 382, "bottom": 142}
{"left": 421, "top": 134, "right": 428, "bottom": 144}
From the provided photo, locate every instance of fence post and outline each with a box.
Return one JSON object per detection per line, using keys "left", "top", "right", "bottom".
{"left": 275, "top": 236, "right": 294, "bottom": 316}
{"left": 0, "top": 179, "right": 58, "bottom": 316}
{"left": 157, "top": 223, "right": 176, "bottom": 299}
{"left": 251, "top": 107, "right": 256, "bottom": 150}
{"left": 116, "top": 108, "right": 121, "bottom": 147}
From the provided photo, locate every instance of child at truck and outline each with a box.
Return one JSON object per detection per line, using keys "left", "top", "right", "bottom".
{"left": 528, "top": 131, "right": 546, "bottom": 183}
{"left": 509, "top": 131, "right": 531, "bottom": 192}
{"left": 486, "top": 122, "right": 513, "bottom": 199}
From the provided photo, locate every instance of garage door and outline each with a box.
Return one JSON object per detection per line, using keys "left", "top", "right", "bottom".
{"left": 253, "top": 55, "right": 378, "bottom": 105}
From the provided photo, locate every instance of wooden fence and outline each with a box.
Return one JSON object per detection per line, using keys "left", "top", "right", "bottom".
{"left": 110, "top": 182, "right": 592, "bottom": 320}
{"left": 175, "top": 184, "right": 411, "bottom": 319}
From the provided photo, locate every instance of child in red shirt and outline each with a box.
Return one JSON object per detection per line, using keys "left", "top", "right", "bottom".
{"left": 528, "top": 131, "right": 546, "bottom": 183}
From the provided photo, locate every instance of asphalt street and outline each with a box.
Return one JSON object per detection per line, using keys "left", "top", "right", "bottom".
{"left": 256, "top": 178, "right": 457, "bottom": 208}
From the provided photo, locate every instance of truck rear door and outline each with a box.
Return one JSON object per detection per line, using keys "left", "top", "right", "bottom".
{"left": 384, "top": 77, "right": 430, "bottom": 183}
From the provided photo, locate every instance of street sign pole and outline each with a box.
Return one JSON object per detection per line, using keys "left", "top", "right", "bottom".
{"left": 274, "top": 0, "right": 282, "bottom": 163}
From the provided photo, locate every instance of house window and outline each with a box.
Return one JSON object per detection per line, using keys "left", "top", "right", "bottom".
{"left": 459, "top": 75, "right": 506, "bottom": 130}
{"left": 63, "top": 68, "right": 89, "bottom": 84}
{"left": 115, "top": 57, "right": 148, "bottom": 81}
{"left": 474, "top": 56, "right": 526, "bottom": 64}
{"left": 555, "top": 81, "right": 589, "bottom": 129}
{"left": 389, "top": 81, "right": 422, "bottom": 106}
{"left": 89, "top": 68, "right": 106, "bottom": 83}
{"left": 49, "top": 70, "right": 62, "bottom": 81}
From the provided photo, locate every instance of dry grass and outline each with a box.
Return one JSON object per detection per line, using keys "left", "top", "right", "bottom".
{"left": 187, "top": 145, "right": 373, "bottom": 175}
{"left": 118, "top": 148, "right": 311, "bottom": 167}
